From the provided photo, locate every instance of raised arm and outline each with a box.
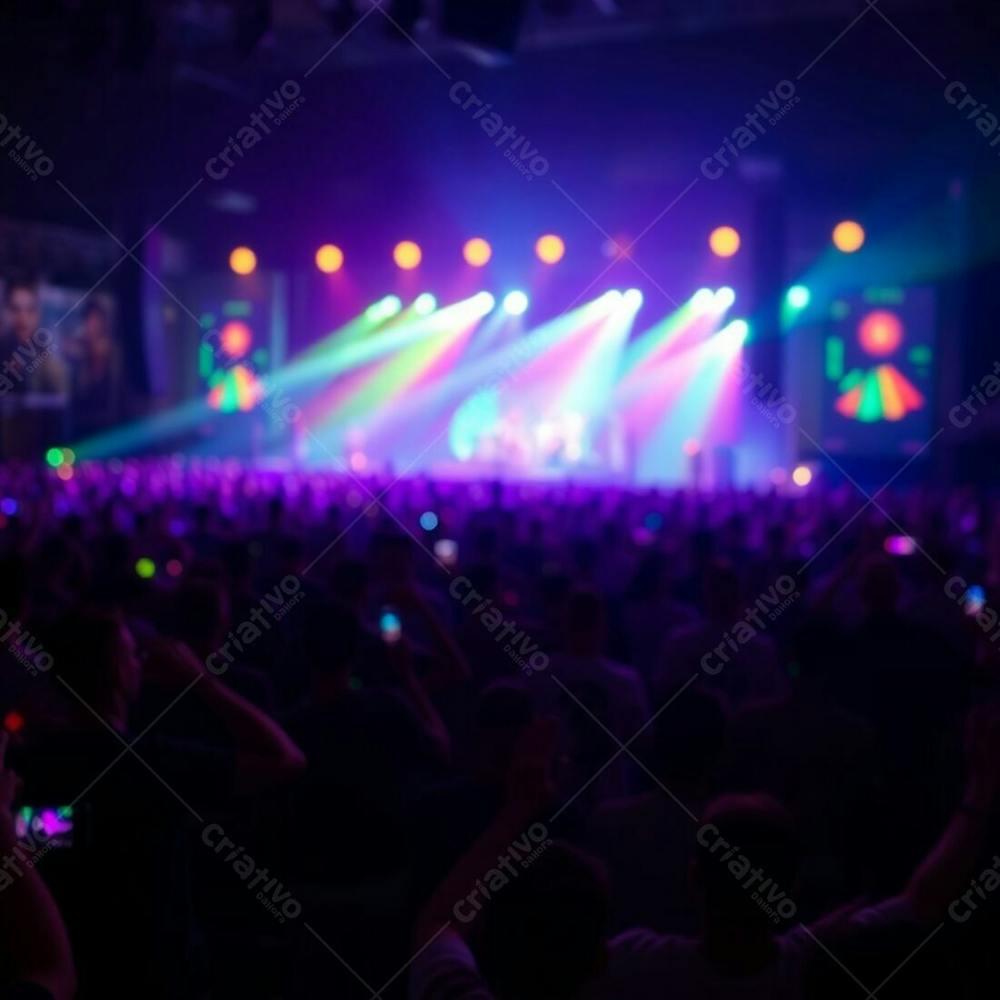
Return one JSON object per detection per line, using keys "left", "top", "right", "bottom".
{"left": 415, "top": 718, "right": 555, "bottom": 944}
{"left": 901, "top": 706, "right": 1000, "bottom": 923}
{"left": 0, "top": 734, "right": 76, "bottom": 1000}
{"left": 147, "top": 639, "right": 307, "bottom": 792}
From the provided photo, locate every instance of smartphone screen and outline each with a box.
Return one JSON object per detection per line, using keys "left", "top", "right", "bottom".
{"left": 379, "top": 607, "right": 402, "bottom": 644}
{"left": 15, "top": 805, "right": 75, "bottom": 849}
{"left": 964, "top": 585, "right": 986, "bottom": 616}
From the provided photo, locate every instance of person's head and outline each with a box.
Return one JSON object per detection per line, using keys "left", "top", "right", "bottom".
{"left": 172, "top": 578, "right": 229, "bottom": 653}
{"left": 702, "top": 559, "right": 742, "bottom": 622}
{"left": 860, "top": 554, "right": 902, "bottom": 616}
{"left": 472, "top": 681, "right": 534, "bottom": 781}
{"left": 370, "top": 530, "right": 414, "bottom": 583}
{"left": 628, "top": 550, "right": 668, "bottom": 601}
{"left": 302, "top": 598, "right": 360, "bottom": 695}
{"left": 790, "top": 617, "right": 849, "bottom": 692}
{"left": 80, "top": 300, "right": 111, "bottom": 355}
{"left": 476, "top": 842, "right": 609, "bottom": 1000}
{"left": 651, "top": 688, "right": 727, "bottom": 790}
{"left": 693, "top": 794, "right": 800, "bottom": 933}
{"left": 48, "top": 607, "right": 141, "bottom": 726}
{"left": 3, "top": 275, "right": 40, "bottom": 343}
{"left": 328, "top": 558, "right": 369, "bottom": 612}
{"left": 563, "top": 588, "right": 606, "bottom": 655}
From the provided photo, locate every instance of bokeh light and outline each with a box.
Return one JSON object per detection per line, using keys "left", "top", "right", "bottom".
{"left": 229, "top": 246, "right": 257, "bottom": 275}
{"left": 786, "top": 285, "right": 811, "bottom": 309}
{"left": 393, "top": 240, "right": 422, "bottom": 270}
{"left": 3, "top": 711, "right": 24, "bottom": 734}
{"left": 709, "top": 226, "right": 741, "bottom": 258}
{"left": 858, "top": 310, "right": 903, "bottom": 357}
{"left": 792, "top": 464, "right": 813, "bottom": 487}
{"left": 315, "top": 243, "right": 344, "bottom": 273}
{"left": 462, "top": 237, "right": 492, "bottom": 267}
{"left": 623, "top": 288, "right": 644, "bottom": 309}
{"left": 419, "top": 511, "right": 439, "bottom": 531}
{"left": 135, "top": 557, "right": 156, "bottom": 579}
{"left": 535, "top": 234, "right": 565, "bottom": 265}
{"left": 832, "top": 220, "right": 865, "bottom": 253}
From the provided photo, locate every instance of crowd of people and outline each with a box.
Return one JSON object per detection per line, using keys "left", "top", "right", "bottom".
{"left": 0, "top": 456, "right": 999, "bottom": 999}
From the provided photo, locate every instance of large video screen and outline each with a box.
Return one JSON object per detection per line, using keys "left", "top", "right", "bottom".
{"left": 820, "top": 286, "right": 934, "bottom": 455}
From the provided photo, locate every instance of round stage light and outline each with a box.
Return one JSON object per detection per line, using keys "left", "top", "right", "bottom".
{"left": 714, "top": 286, "right": 736, "bottom": 309}
{"left": 858, "top": 309, "right": 903, "bottom": 357}
{"left": 786, "top": 284, "right": 811, "bottom": 309}
{"left": 365, "top": 295, "right": 403, "bottom": 321}
{"left": 792, "top": 465, "right": 813, "bottom": 487}
{"left": 229, "top": 246, "right": 257, "bottom": 275}
{"left": 692, "top": 288, "right": 715, "bottom": 311}
{"left": 472, "top": 291, "right": 496, "bottom": 312}
{"left": 535, "top": 234, "right": 565, "bottom": 265}
{"left": 463, "top": 237, "right": 492, "bottom": 267}
{"left": 393, "top": 240, "right": 422, "bottom": 270}
{"left": 419, "top": 510, "right": 439, "bottom": 531}
{"left": 45, "top": 447, "right": 64, "bottom": 468}
{"left": 709, "top": 226, "right": 740, "bottom": 258}
{"left": 220, "top": 320, "right": 252, "bottom": 359}
{"left": 623, "top": 288, "right": 644, "bottom": 308}
{"left": 832, "top": 220, "right": 865, "bottom": 253}
{"left": 502, "top": 290, "right": 529, "bottom": 315}
{"left": 728, "top": 318, "right": 750, "bottom": 339}
{"left": 414, "top": 292, "right": 437, "bottom": 316}
{"left": 315, "top": 243, "right": 344, "bottom": 273}
{"left": 602, "top": 289, "right": 624, "bottom": 306}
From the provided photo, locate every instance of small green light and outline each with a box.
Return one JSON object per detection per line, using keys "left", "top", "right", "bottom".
{"left": 135, "top": 557, "right": 156, "bottom": 579}
{"left": 222, "top": 300, "right": 253, "bottom": 317}
{"left": 45, "top": 447, "right": 64, "bottom": 468}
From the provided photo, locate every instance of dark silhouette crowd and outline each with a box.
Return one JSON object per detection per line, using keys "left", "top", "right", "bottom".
{"left": 1, "top": 457, "right": 999, "bottom": 999}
